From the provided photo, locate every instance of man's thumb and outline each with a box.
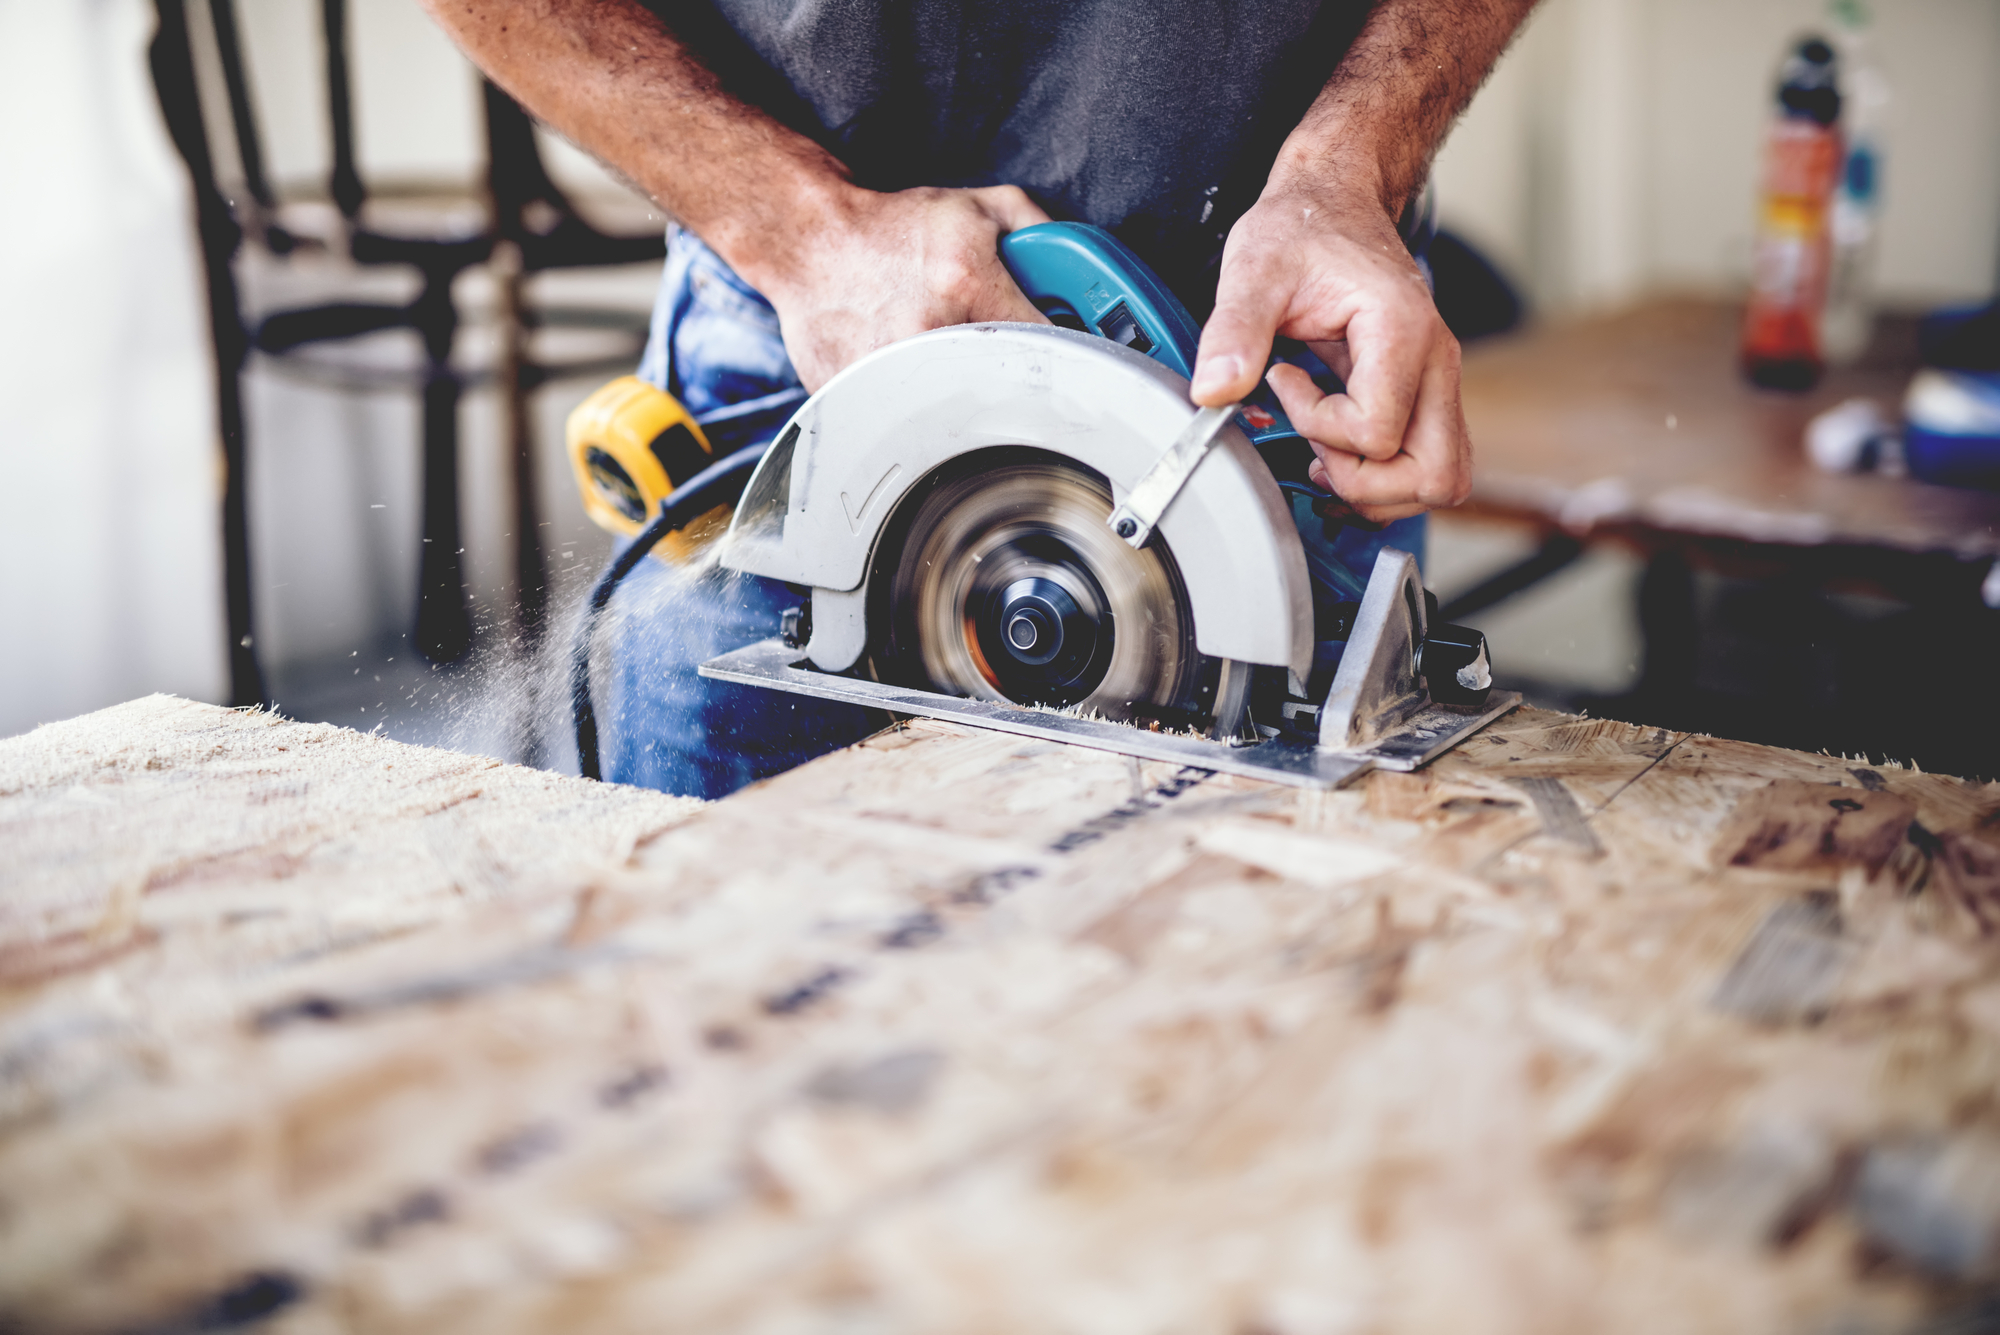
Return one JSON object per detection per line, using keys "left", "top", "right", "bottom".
{"left": 1191, "top": 286, "right": 1281, "bottom": 406}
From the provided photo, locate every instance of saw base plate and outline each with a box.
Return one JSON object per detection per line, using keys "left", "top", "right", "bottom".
{"left": 700, "top": 639, "right": 1520, "bottom": 790}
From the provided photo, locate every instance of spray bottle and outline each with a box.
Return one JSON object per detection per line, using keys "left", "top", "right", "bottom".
{"left": 1741, "top": 36, "right": 1843, "bottom": 390}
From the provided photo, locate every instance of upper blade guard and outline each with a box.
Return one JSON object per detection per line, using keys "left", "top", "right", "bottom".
{"left": 720, "top": 323, "right": 1313, "bottom": 683}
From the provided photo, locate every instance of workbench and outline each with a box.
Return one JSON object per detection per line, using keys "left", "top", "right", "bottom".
{"left": 1453, "top": 298, "right": 2000, "bottom": 778}
{"left": 4, "top": 695, "right": 1998, "bottom": 1332}
{"left": 1459, "top": 298, "right": 2000, "bottom": 581}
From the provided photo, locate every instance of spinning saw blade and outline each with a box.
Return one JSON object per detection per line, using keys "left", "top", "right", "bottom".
{"left": 878, "top": 459, "right": 1201, "bottom": 723}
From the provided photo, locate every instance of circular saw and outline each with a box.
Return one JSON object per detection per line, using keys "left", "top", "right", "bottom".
{"left": 698, "top": 222, "right": 1517, "bottom": 788}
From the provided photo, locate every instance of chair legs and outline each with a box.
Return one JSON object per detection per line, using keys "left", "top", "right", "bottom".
{"left": 495, "top": 246, "right": 549, "bottom": 647}
{"left": 148, "top": 0, "right": 266, "bottom": 706}
{"left": 414, "top": 364, "right": 474, "bottom": 664}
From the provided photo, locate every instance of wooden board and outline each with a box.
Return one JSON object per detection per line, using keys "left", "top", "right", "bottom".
{"left": 1460, "top": 299, "right": 2000, "bottom": 560}
{"left": 3, "top": 696, "right": 1999, "bottom": 1333}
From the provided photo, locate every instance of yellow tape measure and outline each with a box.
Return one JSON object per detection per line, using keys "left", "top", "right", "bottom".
{"left": 565, "top": 376, "right": 733, "bottom": 564}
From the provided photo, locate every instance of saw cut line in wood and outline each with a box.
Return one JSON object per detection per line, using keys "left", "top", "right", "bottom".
{"left": 1, "top": 696, "right": 1998, "bottom": 1334}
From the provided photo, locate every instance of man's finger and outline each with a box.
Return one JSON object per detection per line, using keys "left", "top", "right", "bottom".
{"left": 1272, "top": 305, "right": 1433, "bottom": 461}
{"left": 1336, "top": 303, "right": 1445, "bottom": 459}
{"left": 1265, "top": 360, "right": 1399, "bottom": 465}
{"left": 1192, "top": 254, "right": 1289, "bottom": 407}
{"left": 1313, "top": 447, "right": 1416, "bottom": 504}
{"left": 1265, "top": 361, "right": 1369, "bottom": 456}
{"left": 1399, "top": 348, "right": 1472, "bottom": 507}
{"left": 1310, "top": 353, "right": 1470, "bottom": 512}
{"left": 1306, "top": 455, "right": 1426, "bottom": 524}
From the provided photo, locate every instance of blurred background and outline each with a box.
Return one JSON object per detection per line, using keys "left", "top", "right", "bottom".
{"left": 3, "top": 0, "right": 1996, "bottom": 775}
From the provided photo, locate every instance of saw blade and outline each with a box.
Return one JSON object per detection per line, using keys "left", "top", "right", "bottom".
{"left": 879, "top": 459, "right": 1198, "bottom": 720}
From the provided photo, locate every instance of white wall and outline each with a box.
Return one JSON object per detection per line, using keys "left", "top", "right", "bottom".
{"left": 1434, "top": 0, "right": 2000, "bottom": 314}
{"left": 0, "top": 0, "right": 228, "bottom": 738}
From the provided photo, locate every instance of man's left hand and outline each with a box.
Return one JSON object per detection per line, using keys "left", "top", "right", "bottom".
{"left": 1189, "top": 185, "right": 1471, "bottom": 525}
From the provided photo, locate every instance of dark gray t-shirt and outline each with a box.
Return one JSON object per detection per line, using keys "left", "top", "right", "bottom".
{"left": 658, "top": 0, "right": 1370, "bottom": 312}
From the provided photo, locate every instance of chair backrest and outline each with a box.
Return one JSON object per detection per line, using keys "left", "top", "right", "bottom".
{"left": 203, "top": 0, "right": 661, "bottom": 271}
{"left": 205, "top": 0, "right": 276, "bottom": 214}
{"left": 320, "top": 0, "right": 367, "bottom": 221}
{"left": 484, "top": 83, "right": 667, "bottom": 272}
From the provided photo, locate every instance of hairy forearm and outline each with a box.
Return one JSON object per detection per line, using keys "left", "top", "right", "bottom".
{"left": 414, "top": 0, "right": 849, "bottom": 290}
{"left": 1271, "top": 0, "right": 1537, "bottom": 214}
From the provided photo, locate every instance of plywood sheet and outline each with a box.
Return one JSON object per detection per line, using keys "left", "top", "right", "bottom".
{"left": 2, "top": 697, "right": 1996, "bottom": 1334}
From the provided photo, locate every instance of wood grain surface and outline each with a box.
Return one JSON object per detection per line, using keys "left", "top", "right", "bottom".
{"left": 3, "top": 696, "right": 1999, "bottom": 1333}
{"left": 1460, "top": 299, "right": 2000, "bottom": 560}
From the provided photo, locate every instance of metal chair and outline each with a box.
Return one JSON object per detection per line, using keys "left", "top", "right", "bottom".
{"left": 148, "top": 0, "right": 666, "bottom": 693}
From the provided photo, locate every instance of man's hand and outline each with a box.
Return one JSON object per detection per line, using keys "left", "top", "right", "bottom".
{"left": 1188, "top": 0, "right": 1533, "bottom": 523}
{"left": 1191, "top": 185, "right": 1469, "bottom": 524}
{"left": 740, "top": 184, "right": 1051, "bottom": 392}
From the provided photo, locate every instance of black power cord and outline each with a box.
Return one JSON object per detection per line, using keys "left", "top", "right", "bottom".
{"left": 571, "top": 443, "right": 772, "bottom": 781}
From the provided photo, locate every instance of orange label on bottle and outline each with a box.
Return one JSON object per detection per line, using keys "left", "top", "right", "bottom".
{"left": 1761, "top": 120, "right": 1842, "bottom": 202}
{"left": 1743, "top": 118, "right": 1843, "bottom": 375}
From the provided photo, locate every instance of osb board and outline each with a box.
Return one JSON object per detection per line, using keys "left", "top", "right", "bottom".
{"left": 2, "top": 698, "right": 1999, "bottom": 1334}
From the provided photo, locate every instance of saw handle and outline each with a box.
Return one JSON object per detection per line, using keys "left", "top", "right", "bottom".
{"left": 999, "top": 222, "right": 1309, "bottom": 449}
{"left": 999, "top": 222, "right": 1203, "bottom": 380}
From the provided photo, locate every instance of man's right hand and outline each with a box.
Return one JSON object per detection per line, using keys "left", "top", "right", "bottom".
{"left": 731, "top": 183, "right": 1052, "bottom": 392}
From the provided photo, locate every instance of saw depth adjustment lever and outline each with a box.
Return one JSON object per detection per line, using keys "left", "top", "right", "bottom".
{"left": 1106, "top": 404, "right": 1237, "bottom": 549}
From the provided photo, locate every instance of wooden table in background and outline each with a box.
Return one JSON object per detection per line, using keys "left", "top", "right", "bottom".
{"left": 4, "top": 696, "right": 1999, "bottom": 1333}
{"left": 1458, "top": 298, "right": 2000, "bottom": 598}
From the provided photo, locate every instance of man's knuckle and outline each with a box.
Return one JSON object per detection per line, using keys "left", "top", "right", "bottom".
{"left": 1357, "top": 424, "right": 1399, "bottom": 459}
{"left": 1414, "top": 462, "right": 1468, "bottom": 509}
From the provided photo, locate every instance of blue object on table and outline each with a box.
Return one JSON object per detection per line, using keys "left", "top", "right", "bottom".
{"left": 1904, "top": 368, "right": 2000, "bottom": 491}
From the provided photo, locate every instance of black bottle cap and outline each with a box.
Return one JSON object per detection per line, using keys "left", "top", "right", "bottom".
{"left": 1778, "top": 34, "right": 1842, "bottom": 125}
